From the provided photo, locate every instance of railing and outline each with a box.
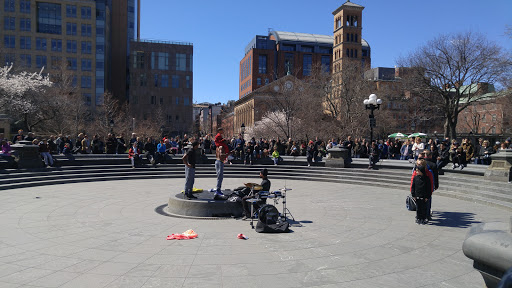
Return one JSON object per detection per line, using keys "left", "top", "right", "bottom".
{"left": 132, "top": 39, "right": 193, "bottom": 46}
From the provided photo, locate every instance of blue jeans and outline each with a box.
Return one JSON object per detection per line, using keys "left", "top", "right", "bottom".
{"left": 184, "top": 166, "right": 195, "bottom": 196}
{"left": 215, "top": 160, "right": 223, "bottom": 191}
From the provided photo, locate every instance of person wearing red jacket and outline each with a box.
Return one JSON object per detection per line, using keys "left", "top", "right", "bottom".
{"left": 128, "top": 141, "right": 142, "bottom": 168}
{"left": 214, "top": 128, "right": 229, "bottom": 155}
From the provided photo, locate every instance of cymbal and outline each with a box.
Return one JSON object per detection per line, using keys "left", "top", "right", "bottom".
{"left": 253, "top": 185, "right": 263, "bottom": 191}
{"left": 280, "top": 188, "right": 292, "bottom": 191}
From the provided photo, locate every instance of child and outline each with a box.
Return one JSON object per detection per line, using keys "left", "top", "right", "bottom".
{"left": 272, "top": 149, "right": 280, "bottom": 166}
{"left": 410, "top": 159, "right": 432, "bottom": 224}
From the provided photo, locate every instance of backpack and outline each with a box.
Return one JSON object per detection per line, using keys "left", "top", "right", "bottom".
{"left": 406, "top": 195, "right": 416, "bottom": 211}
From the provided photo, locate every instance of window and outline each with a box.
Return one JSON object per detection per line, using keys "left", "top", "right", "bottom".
{"left": 167, "top": 115, "right": 172, "bottom": 124}
{"left": 4, "top": 53, "right": 15, "bottom": 65}
{"left": 152, "top": 52, "right": 169, "bottom": 70}
{"left": 154, "top": 74, "right": 159, "bottom": 87}
{"left": 175, "top": 97, "right": 179, "bottom": 105}
{"left": 492, "top": 114, "right": 497, "bottom": 122}
{"left": 491, "top": 127, "right": 496, "bottom": 134}
{"left": 319, "top": 46, "right": 330, "bottom": 54}
{"left": 66, "top": 40, "right": 77, "bottom": 53}
{"left": 51, "top": 39, "right": 62, "bottom": 51}
{"left": 284, "top": 53, "right": 294, "bottom": 75}
{"left": 20, "top": 0, "right": 30, "bottom": 13}
{"left": 96, "top": 60, "right": 104, "bottom": 69}
{"left": 36, "top": 55, "right": 47, "bottom": 68}
{"left": 186, "top": 76, "right": 191, "bottom": 89}
{"left": 481, "top": 127, "right": 485, "bottom": 134}
{"left": 19, "top": 36, "right": 31, "bottom": 49}
{"left": 281, "top": 45, "right": 295, "bottom": 51}
{"left": 81, "top": 7, "right": 91, "bottom": 19}
{"left": 133, "top": 51, "right": 144, "bottom": 69}
{"left": 20, "top": 18, "right": 31, "bottom": 31}
{"left": 176, "top": 53, "right": 186, "bottom": 71}
{"left": 96, "top": 77, "right": 103, "bottom": 88}
{"left": 184, "top": 97, "right": 189, "bottom": 106}
{"left": 81, "top": 41, "right": 91, "bottom": 54}
{"left": 172, "top": 75, "right": 180, "bottom": 88}
{"left": 50, "top": 56, "right": 61, "bottom": 69}
{"left": 257, "top": 78, "right": 261, "bottom": 85}
{"left": 258, "top": 55, "right": 267, "bottom": 74}
{"left": 81, "top": 24, "right": 91, "bottom": 37}
{"left": 81, "top": 59, "right": 91, "bottom": 71}
{"left": 96, "top": 27, "right": 104, "bottom": 36}
{"left": 3, "top": 35, "right": 15, "bottom": 48}
{"left": 159, "top": 97, "right": 163, "bottom": 105}
{"left": 96, "top": 44, "right": 104, "bottom": 54}
{"left": 264, "top": 78, "right": 269, "bottom": 84}
{"left": 4, "top": 16, "right": 15, "bottom": 30}
{"left": 187, "top": 54, "right": 193, "bottom": 71}
{"left": 161, "top": 75, "right": 169, "bottom": 87}
{"left": 66, "top": 5, "right": 76, "bottom": 17}
{"left": 36, "top": 38, "right": 46, "bottom": 50}
{"left": 66, "top": 57, "right": 77, "bottom": 70}
{"left": 4, "top": 0, "right": 14, "bottom": 12}
{"left": 303, "top": 54, "right": 312, "bottom": 76}
{"left": 20, "top": 54, "right": 31, "bottom": 67}
{"left": 321, "top": 55, "right": 330, "bottom": 73}
{"left": 37, "top": 2, "right": 62, "bottom": 34}
{"left": 81, "top": 76, "right": 91, "bottom": 88}
{"left": 83, "top": 93, "right": 91, "bottom": 106}
{"left": 150, "top": 95, "right": 156, "bottom": 105}
{"left": 301, "top": 46, "right": 313, "bottom": 53}
{"left": 139, "top": 74, "right": 147, "bottom": 86}
{"left": 66, "top": 22, "right": 77, "bottom": 35}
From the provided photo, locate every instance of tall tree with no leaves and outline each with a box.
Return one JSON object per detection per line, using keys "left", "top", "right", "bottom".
{"left": 398, "top": 31, "right": 511, "bottom": 139}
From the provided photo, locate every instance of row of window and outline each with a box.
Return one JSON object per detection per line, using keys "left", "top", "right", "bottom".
{"left": 65, "top": 5, "right": 92, "bottom": 19}
{"left": 132, "top": 51, "right": 192, "bottom": 71}
{"left": 241, "top": 79, "right": 251, "bottom": 91}
{"left": 346, "top": 48, "right": 358, "bottom": 58}
{"left": 3, "top": 17, "right": 92, "bottom": 37}
{"left": 5, "top": 53, "right": 96, "bottom": 71}
{"left": 280, "top": 44, "right": 331, "bottom": 54}
{"left": 4, "top": 36, "right": 93, "bottom": 53}
{"left": 241, "top": 55, "right": 252, "bottom": 80}
{"left": 150, "top": 96, "right": 190, "bottom": 106}
{"left": 4, "top": 0, "right": 30, "bottom": 13}
{"left": 133, "top": 74, "right": 191, "bottom": 89}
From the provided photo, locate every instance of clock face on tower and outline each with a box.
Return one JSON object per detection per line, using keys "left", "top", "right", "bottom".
{"left": 284, "top": 81, "right": 293, "bottom": 91}
{"left": 273, "top": 85, "right": 280, "bottom": 92}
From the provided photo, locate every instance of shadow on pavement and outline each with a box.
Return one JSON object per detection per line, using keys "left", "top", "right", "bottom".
{"left": 429, "top": 211, "right": 480, "bottom": 228}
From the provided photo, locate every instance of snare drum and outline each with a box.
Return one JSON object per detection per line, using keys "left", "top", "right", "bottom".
{"left": 272, "top": 191, "right": 282, "bottom": 198}
{"left": 257, "top": 191, "right": 270, "bottom": 199}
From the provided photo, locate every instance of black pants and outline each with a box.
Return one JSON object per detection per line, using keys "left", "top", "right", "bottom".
{"left": 416, "top": 197, "right": 428, "bottom": 220}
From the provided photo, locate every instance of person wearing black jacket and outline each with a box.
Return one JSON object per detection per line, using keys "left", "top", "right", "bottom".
{"left": 436, "top": 142, "right": 450, "bottom": 175}
{"left": 411, "top": 160, "right": 431, "bottom": 224}
{"left": 422, "top": 151, "right": 439, "bottom": 221}
{"left": 368, "top": 142, "right": 380, "bottom": 169}
{"left": 144, "top": 137, "right": 157, "bottom": 166}
{"left": 106, "top": 134, "right": 117, "bottom": 154}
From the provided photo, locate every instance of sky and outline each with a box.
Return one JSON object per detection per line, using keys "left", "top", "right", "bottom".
{"left": 139, "top": 0, "right": 512, "bottom": 105}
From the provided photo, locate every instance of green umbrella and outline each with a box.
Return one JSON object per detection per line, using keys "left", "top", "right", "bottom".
{"left": 388, "top": 132, "right": 407, "bottom": 138}
{"left": 408, "top": 132, "right": 428, "bottom": 138}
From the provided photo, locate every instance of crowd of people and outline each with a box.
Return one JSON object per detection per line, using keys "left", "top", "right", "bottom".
{"left": 1, "top": 129, "right": 510, "bottom": 170}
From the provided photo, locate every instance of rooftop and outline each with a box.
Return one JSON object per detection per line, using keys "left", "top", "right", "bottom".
{"left": 271, "top": 31, "right": 333, "bottom": 45}
{"left": 131, "top": 39, "right": 193, "bottom": 46}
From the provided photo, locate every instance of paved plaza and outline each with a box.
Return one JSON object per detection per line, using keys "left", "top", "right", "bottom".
{"left": 0, "top": 176, "right": 509, "bottom": 288}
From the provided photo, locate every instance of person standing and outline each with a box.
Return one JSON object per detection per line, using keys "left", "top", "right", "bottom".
{"left": 411, "top": 160, "right": 432, "bottom": 224}
{"left": 214, "top": 143, "right": 227, "bottom": 199}
{"left": 182, "top": 141, "right": 199, "bottom": 199}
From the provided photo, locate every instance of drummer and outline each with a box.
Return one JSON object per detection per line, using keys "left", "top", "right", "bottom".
{"left": 242, "top": 169, "right": 271, "bottom": 220}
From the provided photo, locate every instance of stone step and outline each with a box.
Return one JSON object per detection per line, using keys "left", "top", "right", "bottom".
{"left": 435, "top": 189, "right": 512, "bottom": 212}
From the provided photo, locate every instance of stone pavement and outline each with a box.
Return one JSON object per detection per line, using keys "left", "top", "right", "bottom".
{"left": 0, "top": 177, "right": 509, "bottom": 288}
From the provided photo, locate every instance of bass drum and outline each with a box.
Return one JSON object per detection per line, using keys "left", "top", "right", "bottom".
{"left": 258, "top": 204, "right": 279, "bottom": 225}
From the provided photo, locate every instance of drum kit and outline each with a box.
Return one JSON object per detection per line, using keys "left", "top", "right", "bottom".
{"left": 244, "top": 183, "right": 294, "bottom": 229}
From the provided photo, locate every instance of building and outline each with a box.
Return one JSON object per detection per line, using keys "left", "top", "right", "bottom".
{"left": 1, "top": 0, "right": 112, "bottom": 106}
{"left": 240, "top": 30, "right": 353, "bottom": 98}
{"left": 457, "top": 84, "right": 511, "bottom": 136}
{"left": 128, "top": 39, "right": 193, "bottom": 136}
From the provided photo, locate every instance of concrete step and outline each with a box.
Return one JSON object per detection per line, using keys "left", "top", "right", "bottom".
{"left": 435, "top": 189, "right": 512, "bottom": 212}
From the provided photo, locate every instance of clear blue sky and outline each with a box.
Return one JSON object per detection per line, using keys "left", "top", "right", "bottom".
{"left": 139, "top": 0, "right": 512, "bottom": 104}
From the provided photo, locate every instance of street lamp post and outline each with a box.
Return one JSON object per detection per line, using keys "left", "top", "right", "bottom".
{"left": 241, "top": 123, "right": 246, "bottom": 160}
{"left": 363, "top": 94, "right": 382, "bottom": 144}
{"left": 109, "top": 119, "right": 114, "bottom": 134}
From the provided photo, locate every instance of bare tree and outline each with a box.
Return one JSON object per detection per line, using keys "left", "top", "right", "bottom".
{"left": 398, "top": 31, "right": 511, "bottom": 139}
